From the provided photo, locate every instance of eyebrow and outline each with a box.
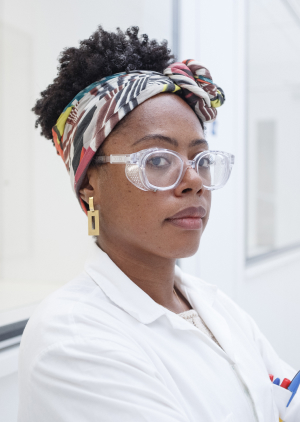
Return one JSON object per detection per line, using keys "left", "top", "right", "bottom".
{"left": 132, "top": 134, "right": 208, "bottom": 148}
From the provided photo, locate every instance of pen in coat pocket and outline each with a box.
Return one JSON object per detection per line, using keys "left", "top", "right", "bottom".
{"left": 270, "top": 370, "right": 300, "bottom": 422}
{"left": 286, "top": 371, "right": 300, "bottom": 407}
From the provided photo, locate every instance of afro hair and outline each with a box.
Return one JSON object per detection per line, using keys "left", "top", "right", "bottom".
{"left": 32, "top": 26, "right": 176, "bottom": 143}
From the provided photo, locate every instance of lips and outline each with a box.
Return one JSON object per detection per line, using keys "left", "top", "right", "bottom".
{"left": 166, "top": 206, "right": 206, "bottom": 230}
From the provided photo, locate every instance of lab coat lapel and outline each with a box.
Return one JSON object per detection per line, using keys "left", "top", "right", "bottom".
{"left": 191, "top": 294, "right": 236, "bottom": 363}
{"left": 177, "top": 269, "right": 236, "bottom": 363}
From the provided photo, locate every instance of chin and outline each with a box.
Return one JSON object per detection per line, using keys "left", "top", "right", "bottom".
{"left": 176, "top": 248, "right": 200, "bottom": 259}
{"left": 164, "top": 236, "right": 202, "bottom": 260}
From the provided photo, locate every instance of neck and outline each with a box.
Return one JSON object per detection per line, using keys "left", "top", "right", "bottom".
{"left": 97, "top": 238, "right": 191, "bottom": 313}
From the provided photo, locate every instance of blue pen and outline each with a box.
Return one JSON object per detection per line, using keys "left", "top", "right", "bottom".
{"left": 287, "top": 371, "right": 300, "bottom": 407}
{"left": 273, "top": 378, "right": 280, "bottom": 385}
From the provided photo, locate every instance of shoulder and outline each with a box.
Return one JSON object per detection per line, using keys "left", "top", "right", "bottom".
{"left": 19, "top": 270, "right": 133, "bottom": 370}
{"left": 18, "top": 271, "right": 160, "bottom": 422}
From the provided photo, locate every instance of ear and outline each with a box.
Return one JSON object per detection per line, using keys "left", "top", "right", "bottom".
{"left": 79, "top": 167, "right": 99, "bottom": 206}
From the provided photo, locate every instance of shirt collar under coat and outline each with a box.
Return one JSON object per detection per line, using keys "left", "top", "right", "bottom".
{"left": 84, "top": 242, "right": 235, "bottom": 362}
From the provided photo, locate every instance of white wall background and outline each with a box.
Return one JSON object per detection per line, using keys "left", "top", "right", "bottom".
{"left": 1, "top": 0, "right": 300, "bottom": 421}
{"left": 247, "top": 0, "right": 300, "bottom": 256}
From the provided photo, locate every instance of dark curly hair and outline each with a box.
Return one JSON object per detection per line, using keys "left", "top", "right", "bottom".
{"left": 33, "top": 26, "right": 176, "bottom": 142}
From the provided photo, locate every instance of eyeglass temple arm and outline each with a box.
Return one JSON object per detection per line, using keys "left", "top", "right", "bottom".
{"left": 94, "top": 154, "right": 132, "bottom": 164}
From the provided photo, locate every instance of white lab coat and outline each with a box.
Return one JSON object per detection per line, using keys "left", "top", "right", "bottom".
{"left": 18, "top": 243, "right": 300, "bottom": 422}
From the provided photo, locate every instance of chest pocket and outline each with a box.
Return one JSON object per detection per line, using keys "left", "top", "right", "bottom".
{"left": 272, "top": 383, "right": 292, "bottom": 420}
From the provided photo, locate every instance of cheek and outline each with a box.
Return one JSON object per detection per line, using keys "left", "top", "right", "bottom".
{"left": 98, "top": 167, "right": 161, "bottom": 235}
{"left": 97, "top": 166, "right": 212, "bottom": 258}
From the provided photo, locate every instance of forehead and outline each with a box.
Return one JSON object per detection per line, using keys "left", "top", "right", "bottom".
{"left": 104, "top": 93, "right": 205, "bottom": 152}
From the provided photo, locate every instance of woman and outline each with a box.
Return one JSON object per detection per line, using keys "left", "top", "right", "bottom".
{"left": 18, "top": 26, "right": 299, "bottom": 422}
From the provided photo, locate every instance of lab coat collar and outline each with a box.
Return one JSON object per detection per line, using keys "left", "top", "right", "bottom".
{"left": 85, "top": 243, "right": 167, "bottom": 324}
{"left": 85, "top": 243, "right": 235, "bottom": 361}
{"left": 84, "top": 243, "right": 216, "bottom": 324}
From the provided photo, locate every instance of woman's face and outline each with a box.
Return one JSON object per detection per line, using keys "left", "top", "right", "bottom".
{"left": 80, "top": 93, "right": 211, "bottom": 259}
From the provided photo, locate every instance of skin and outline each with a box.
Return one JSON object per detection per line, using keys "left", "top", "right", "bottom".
{"left": 79, "top": 93, "right": 211, "bottom": 314}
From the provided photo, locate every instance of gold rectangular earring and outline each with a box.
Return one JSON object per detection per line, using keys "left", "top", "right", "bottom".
{"left": 88, "top": 197, "right": 100, "bottom": 236}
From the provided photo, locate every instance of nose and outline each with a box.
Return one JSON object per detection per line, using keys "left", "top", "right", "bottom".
{"left": 173, "top": 164, "right": 205, "bottom": 197}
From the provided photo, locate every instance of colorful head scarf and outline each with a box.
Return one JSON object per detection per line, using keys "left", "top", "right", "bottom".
{"left": 52, "top": 59, "right": 225, "bottom": 213}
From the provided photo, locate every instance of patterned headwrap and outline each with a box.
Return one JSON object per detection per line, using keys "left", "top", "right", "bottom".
{"left": 52, "top": 59, "right": 225, "bottom": 213}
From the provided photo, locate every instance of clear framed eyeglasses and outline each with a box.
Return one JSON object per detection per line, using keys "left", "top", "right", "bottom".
{"left": 94, "top": 148, "right": 235, "bottom": 192}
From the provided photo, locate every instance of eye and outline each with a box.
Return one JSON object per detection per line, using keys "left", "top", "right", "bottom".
{"left": 198, "top": 156, "right": 213, "bottom": 168}
{"left": 147, "top": 156, "right": 170, "bottom": 168}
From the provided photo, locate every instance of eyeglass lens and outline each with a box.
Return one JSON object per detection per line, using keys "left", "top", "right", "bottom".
{"left": 144, "top": 151, "right": 228, "bottom": 189}
{"left": 197, "top": 153, "right": 227, "bottom": 188}
{"left": 145, "top": 151, "right": 183, "bottom": 188}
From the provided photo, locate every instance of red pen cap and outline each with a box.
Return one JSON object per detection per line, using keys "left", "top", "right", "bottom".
{"left": 281, "top": 378, "right": 291, "bottom": 389}
{"left": 269, "top": 374, "right": 274, "bottom": 382}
